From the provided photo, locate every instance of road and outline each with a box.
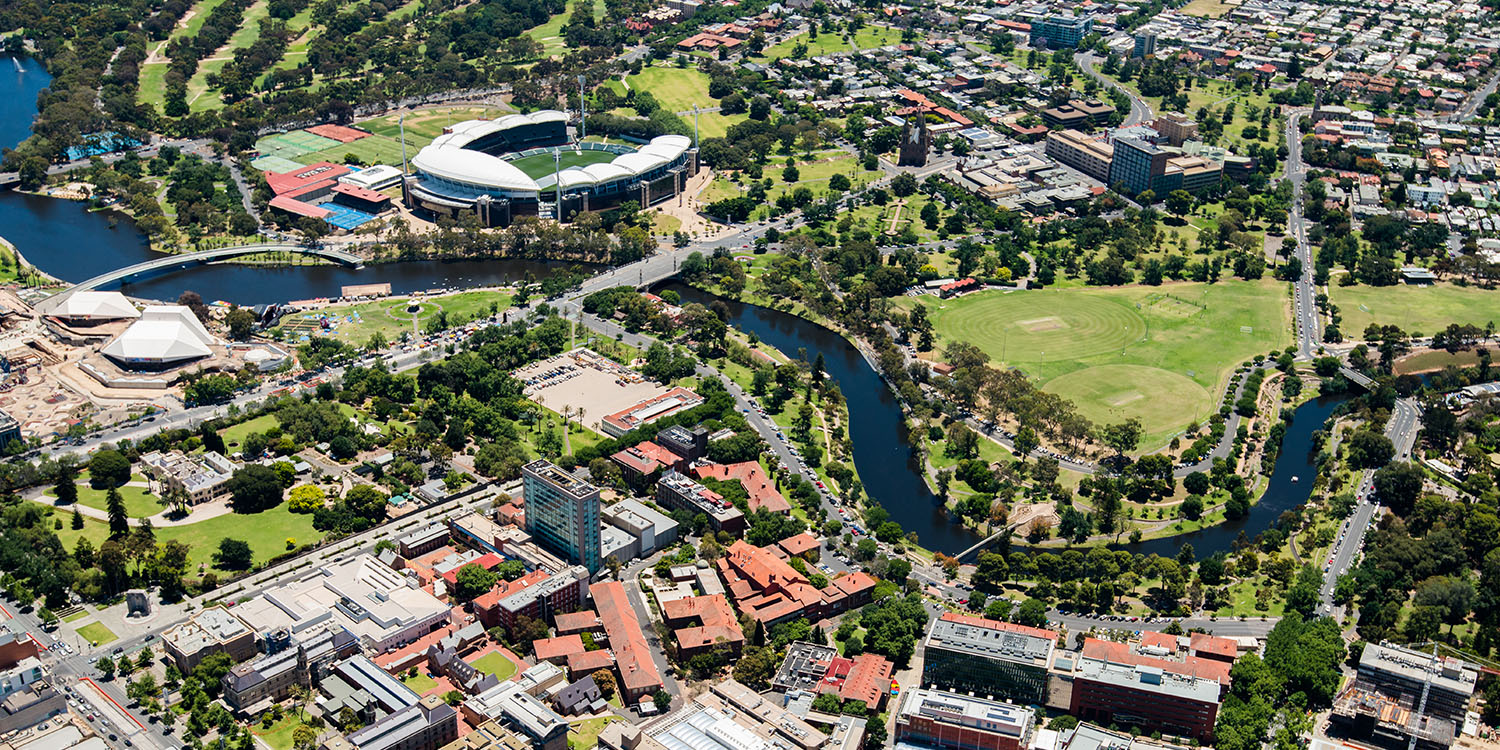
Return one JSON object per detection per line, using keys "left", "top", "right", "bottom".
{"left": 1076, "top": 51, "right": 1153, "bottom": 128}
{"left": 1283, "top": 107, "right": 1321, "bottom": 359}
{"left": 1316, "top": 398, "right": 1421, "bottom": 614}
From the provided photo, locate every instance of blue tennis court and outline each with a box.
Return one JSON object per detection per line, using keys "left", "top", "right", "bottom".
{"left": 324, "top": 205, "right": 377, "bottom": 230}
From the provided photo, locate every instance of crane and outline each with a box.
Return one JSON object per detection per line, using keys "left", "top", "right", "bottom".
{"left": 1408, "top": 644, "right": 1440, "bottom": 750}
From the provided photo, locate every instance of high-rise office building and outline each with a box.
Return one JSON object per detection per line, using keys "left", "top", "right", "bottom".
{"left": 1030, "top": 15, "right": 1092, "bottom": 49}
{"left": 1132, "top": 32, "right": 1157, "bottom": 58}
{"left": 920, "top": 613, "right": 1056, "bottom": 706}
{"left": 1109, "top": 137, "right": 1172, "bottom": 197}
{"left": 522, "top": 460, "right": 602, "bottom": 574}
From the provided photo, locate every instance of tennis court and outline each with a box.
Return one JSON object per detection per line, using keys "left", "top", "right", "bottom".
{"left": 325, "top": 205, "right": 378, "bottom": 230}
{"left": 251, "top": 155, "right": 307, "bottom": 173}
{"left": 255, "top": 130, "right": 343, "bottom": 161}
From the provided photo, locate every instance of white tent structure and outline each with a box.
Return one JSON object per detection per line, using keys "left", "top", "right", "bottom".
{"left": 51, "top": 291, "right": 141, "bottom": 322}
{"left": 102, "top": 305, "right": 218, "bottom": 368}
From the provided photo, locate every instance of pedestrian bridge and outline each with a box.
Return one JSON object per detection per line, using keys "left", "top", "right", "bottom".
{"left": 35, "top": 244, "right": 363, "bottom": 313}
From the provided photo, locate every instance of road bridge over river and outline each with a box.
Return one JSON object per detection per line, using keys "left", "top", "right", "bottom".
{"left": 34, "top": 244, "right": 363, "bottom": 313}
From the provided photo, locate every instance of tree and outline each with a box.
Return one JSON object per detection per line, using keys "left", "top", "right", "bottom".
{"left": 106, "top": 488, "right": 130, "bottom": 538}
{"left": 591, "top": 669, "right": 616, "bottom": 698}
{"left": 215, "top": 538, "right": 254, "bottom": 571}
{"left": 292, "top": 726, "right": 319, "bottom": 750}
{"left": 1347, "top": 430, "right": 1395, "bottom": 469}
{"left": 1181, "top": 494, "right": 1204, "bottom": 521}
{"left": 224, "top": 308, "right": 256, "bottom": 340}
{"left": 90, "top": 450, "right": 132, "bottom": 489}
{"left": 72, "top": 507, "right": 84, "bottom": 530}
{"left": 1373, "top": 461, "right": 1424, "bottom": 516}
{"left": 96, "top": 656, "right": 115, "bottom": 678}
{"left": 54, "top": 466, "right": 79, "bottom": 505}
{"left": 287, "top": 485, "right": 326, "bottom": 513}
{"left": 1165, "top": 189, "right": 1193, "bottom": 218}
{"left": 654, "top": 690, "right": 671, "bottom": 712}
{"left": 453, "top": 563, "right": 499, "bottom": 602}
{"left": 1183, "top": 471, "right": 1210, "bottom": 495}
{"left": 1102, "top": 418, "right": 1143, "bottom": 457}
{"left": 891, "top": 173, "right": 918, "bottom": 197}
{"left": 226, "top": 464, "right": 285, "bottom": 512}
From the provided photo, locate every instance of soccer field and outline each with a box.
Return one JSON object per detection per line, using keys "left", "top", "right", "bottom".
{"left": 508, "top": 150, "right": 622, "bottom": 179}
{"left": 906, "top": 280, "right": 1290, "bottom": 448}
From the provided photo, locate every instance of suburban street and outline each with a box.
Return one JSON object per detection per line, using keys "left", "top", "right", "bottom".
{"left": 1076, "top": 51, "right": 1153, "bottom": 128}
{"left": 1316, "top": 398, "right": 1421, "bottom": 614}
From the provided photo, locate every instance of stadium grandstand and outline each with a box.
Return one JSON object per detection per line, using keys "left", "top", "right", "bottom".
{"left": 405, "top": 112, "right": 698, "bottom": 227}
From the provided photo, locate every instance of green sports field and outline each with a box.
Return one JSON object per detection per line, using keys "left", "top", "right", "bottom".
{"left": 508, "top": 149, "right": 621, "bottom": 179}
{"left": 906, "top": 280, "right": 1289, "bottom": 449}
{"left": 1329, "top": 281, "right": 1500, "bottom": 336}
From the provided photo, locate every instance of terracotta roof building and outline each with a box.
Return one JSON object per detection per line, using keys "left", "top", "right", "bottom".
{"left": 660, "top": 594, "right": 744, "bottom": 658}
{"left": 692, "top": 461, "right": 792, "bottom": 514}
{"left": 590, "top": 581, "right": 665, "bottom": 702}
{"left": 717, "top": 541, "right": 877, "bottom": 625}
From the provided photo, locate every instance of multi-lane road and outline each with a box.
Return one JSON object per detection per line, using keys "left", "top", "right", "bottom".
{"left": 1315, "top": 398, "right": 1421, "bottom": 614}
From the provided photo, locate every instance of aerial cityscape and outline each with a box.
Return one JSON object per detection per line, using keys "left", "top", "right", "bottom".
{"left": 1, "top": 0, "right": 1500, "bottom": 750}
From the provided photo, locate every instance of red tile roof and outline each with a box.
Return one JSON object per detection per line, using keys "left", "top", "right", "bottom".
{"left": 662, "top": 594, "right": 744, "bottom": 652}
{"left": 332, "top": 182, "right": 390, "bottom": 204}
{"left": 693, "top": 462, "right": 791, "bottom": 514}
{"left": 1190, "top": 632, "right": 1238, "bottom": 659}
{"left": 567, "top": 649, "right": 616, "bottom": 675}
{"left": 534, "top": 634, "right": 586, "bottom": 662}
{"left": 1081, "top": 638, "right": 1231, "bottom": 685}
{"left": 839, "top": 653, "right": 894, "bottom": 708}
{"left": 590, "top": 582, "right": 664, "bottom": 695}
{"left": 268, "top": 195, "right": 330, "bottom": 218}
{"left": 264, "top": 161, "right": 350, "bottom": 195}
{"left": 473, "top": 569, "right": 551, "bottom": 611}
{"left": 777, "top": 533, "right": 821, "bottom": 558}
{"left": 939, "top": 611, "right": 1058, "bottom": 641}
{"left": 554, "top": 610, "right": 601, "bottom": 634}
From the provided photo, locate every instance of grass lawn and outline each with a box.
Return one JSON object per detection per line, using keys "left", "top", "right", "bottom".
{"left": 569, "top": 717, "right": 619, "bottom": 750}
{"left": 524, "top": 0, "right": 593, "bottom": 57}
{"left": 471, "top": 652, "right": 518, "bottom": 680}
{"left": 253, "top": 715, "right": 315, "bottom": 750}
{"left": 55, "top": 502, "right": 323, "bottom": 575}
{"left": 616, "top": 66, "right": 717, "bottom": 114}
{"left": 1329, "top": 282, "right": 1500, "bottom": 336}
{"left": 704, "top": 152, "right": 880, "bottom": 209}
{"left": 402, "top": 672, "right": 438, "bottom": 694}
{"left": 1395, "top": 346, "right": 1499, "bottom": 375}
{"left": 897, "top": 280, "right": 1289, "bottom": 448}
{"left": 1180, "top": 0, "right": 1241, "bottom": 17}
{"left": 762, "top": 30, "right": 853, "bottom": 59}
{"left": 76, "top": 622, "right": 117, "bottom": 646}
{"left": 360, "top": 107, "right": 512, "bottom": 146}
{"left": 274, "top": 290, "right": 512, "bottom": 346}
{"left": 222, "top": 414, "right": 279, "bottom": 451}
{"left": 62, "top": 610, "right": 89, "bottom": 623}
{"left": 510, "top": 149, "right": 620, "bottom": 179}
{"left": 45, "top": 473, "right": 161, "bottom": 518}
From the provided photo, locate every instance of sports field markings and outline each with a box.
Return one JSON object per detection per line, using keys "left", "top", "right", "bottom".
{"left": 1017, "top": 317, "right": 1067, "bottom": 332}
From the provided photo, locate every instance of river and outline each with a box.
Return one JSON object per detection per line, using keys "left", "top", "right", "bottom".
{"left": 0, "top": 55, "right": 587, "bottom": 305}
{"left": 4, "top": 54, "right": 1343, "bottom": 557}
{"left": 666, "top": 282, "right": 1350, "bottom": 558}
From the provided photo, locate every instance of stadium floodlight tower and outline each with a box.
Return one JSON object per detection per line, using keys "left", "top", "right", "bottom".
{"left": 578, "top": 74, "right": 587, "bottom": 140}
{"left": 554, "top": 149, "right": 563, "bottom": 218}
{"left": 692, "top": 105, "right": 700, "bottom": 147}
{"left": 399, "top": 113, "right": 409, "bottom": 175}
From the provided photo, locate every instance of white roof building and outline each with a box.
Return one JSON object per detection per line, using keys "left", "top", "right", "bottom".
{"left": 101, "top": 305, "right": 217, "bottom": 365}
{"left": 51, "top": 291, "right": 140, "bottom": 321}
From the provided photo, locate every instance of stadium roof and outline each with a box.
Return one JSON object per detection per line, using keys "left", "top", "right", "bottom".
{"left": 410, "top": 147, "right": 539, "bottom": 193}
{"left": 413, "top": 116, "right": 691, "bottom": 194}
{"left": 101, "top": 305, "right": 217, "bottom": 363}
{"left": 52, "top": 291, "right": 139, "bottom": 321}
